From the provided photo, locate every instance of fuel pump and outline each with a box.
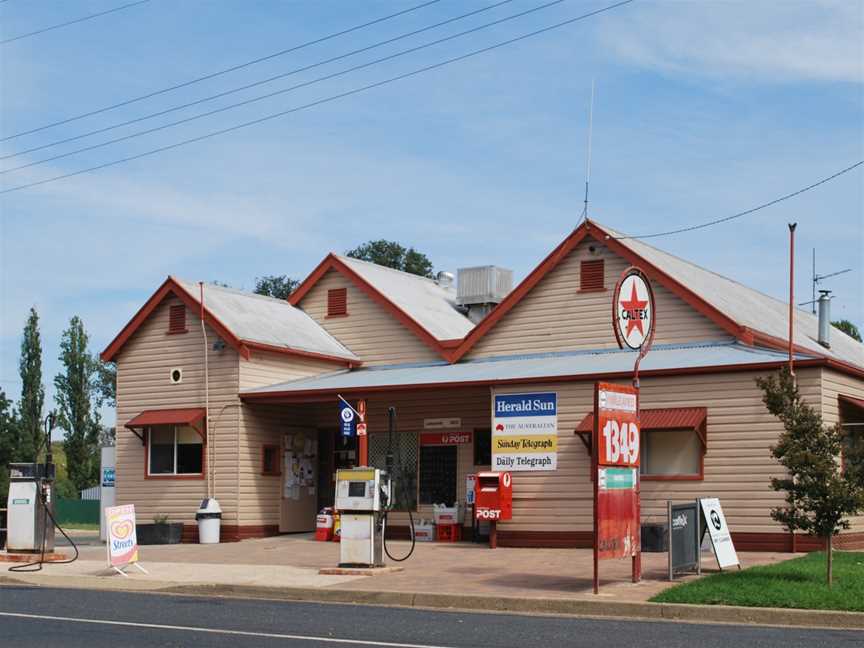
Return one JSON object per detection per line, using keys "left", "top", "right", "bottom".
{"left": 7, "top": 413, "right": 78, "bottom": 572}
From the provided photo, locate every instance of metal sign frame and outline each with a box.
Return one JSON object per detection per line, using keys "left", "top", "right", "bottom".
{"left": 667, "top": 500, "right": 702, "bottom": 581}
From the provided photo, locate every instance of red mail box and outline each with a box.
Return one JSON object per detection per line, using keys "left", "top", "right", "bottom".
{"left": 474, "top": 471, "right": 512, "bottom": 521}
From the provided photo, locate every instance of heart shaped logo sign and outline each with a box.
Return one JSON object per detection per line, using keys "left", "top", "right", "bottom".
{"left": 111, "top": 519, "right": 134, "bottom": 540}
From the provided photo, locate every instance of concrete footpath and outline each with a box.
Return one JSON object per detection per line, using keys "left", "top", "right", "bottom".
{"left": 2, "top": 531, "right": 862, "bottom": 631}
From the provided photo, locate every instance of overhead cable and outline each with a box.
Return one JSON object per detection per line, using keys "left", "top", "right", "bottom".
{"left": 0, "top": 0, "right": 442, "bottom": 140}
{"left": 1, "top": 0, "right": 519, "bottom": 161}
{"left": 0, "top": 0, "right": 150, "bottom": 45}
{"left": 0, "top": 0, "right": 637, "bottom": 195}
{"left": 1, "top": 0, "right": 575, "bottom": 174}
{"left": 609, "top": 160, "right": 864, "bottom": 240}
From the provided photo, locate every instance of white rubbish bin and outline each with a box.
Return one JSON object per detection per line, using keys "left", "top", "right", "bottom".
{"left": 196, "top": 498, "right": 222, "bottom": 544}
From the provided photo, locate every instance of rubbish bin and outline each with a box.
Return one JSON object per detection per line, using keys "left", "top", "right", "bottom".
{"left": 196, "top": 498, "right": 222, "bottom": 544}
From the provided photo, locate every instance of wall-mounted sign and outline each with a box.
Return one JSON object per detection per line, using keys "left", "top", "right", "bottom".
{"left": 423, "top": 417, "right": 462, "bottom": 429}
{"left": 699, "top": 498, "right": 739, "bottom": 570}
{"left": 613, "top": 268, "right": 655, "bottom": 350}
{"left": 492, "top": 392, "right": 557, "bottom": 472}
{"left": 420, "top": 431, "right": 472, "bottom": 446}
{"left": 339, "top": 400, "right": 356, "bottom": 437}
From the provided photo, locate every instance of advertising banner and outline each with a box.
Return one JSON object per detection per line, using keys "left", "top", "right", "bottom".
{"left": 105, "top": 504, "right": 139, "bottom": 568}
{"left": 699, "top": 498, "right": 740, "bottom": 569}
{"left": 339, "top": 400, "right": 356, "bottom": 437}
{"left": 492, "top": 392, "right": 557, "bottom": 472}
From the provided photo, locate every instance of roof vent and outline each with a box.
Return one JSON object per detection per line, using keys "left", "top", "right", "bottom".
{"left": 436, "top": 271, "right": 455, "bottom": 289}
{"left": 817, "top": 290, "right": 832, "bottom": 348}
{"left": 457, "top": 266, "right": 513, "bottom": 324}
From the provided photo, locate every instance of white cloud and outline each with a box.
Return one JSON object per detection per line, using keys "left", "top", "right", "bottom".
{"left": 596, "top": 0, "right": 863, "bottom": 84}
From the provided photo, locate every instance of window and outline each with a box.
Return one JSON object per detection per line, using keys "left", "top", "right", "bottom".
{"left": 640, "top": 429, "right": 702, "bottom": 478}
{"left": 262, "top": 444, "right": 280, "bottom": 476}
{"left": 419, "top": 446, "right": 457, "bottom": 505}
{"left": 580, "top": 259, "right": 605, "bottom": 292}
{"left": 474, "top": 428, "right": 491, "bottom": 466}
{"left": 147, "top": 425, "right": 203, "bottom": 476}
{"left": 168, "top": 304, "right": 187, "bottom": 334}
{"left": 369, "top": 431, "right": 417, "bottom": 510}
{"left": 327, "top": 288, "right": 348, "bottom": 317}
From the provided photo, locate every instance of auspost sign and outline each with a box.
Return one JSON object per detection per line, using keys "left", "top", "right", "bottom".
{"left": 492, "top": 392, "right": 557, "bottom": 471}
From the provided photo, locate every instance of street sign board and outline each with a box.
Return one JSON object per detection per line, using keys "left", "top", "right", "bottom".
{"left": 699, "top": 498, "right": 739, "bottom": 569}
{"left": 492, "top": 392, "right": 557, "bottom": 472}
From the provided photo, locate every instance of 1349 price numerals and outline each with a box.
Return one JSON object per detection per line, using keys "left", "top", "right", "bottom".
{"left": 601, "top": 420, "right": 639, "bottom": 465}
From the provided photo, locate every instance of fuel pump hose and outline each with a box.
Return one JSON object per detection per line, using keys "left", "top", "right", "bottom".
{"left": 8, "top": 489, "right": 79, "bottom": 572}
{"left": 382, "top": 509, "right": 415, "bottom": 562}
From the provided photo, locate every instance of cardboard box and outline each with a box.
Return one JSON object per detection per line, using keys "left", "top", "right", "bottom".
{"left": 414, "top": 523, "right": 435, "bottom": 542}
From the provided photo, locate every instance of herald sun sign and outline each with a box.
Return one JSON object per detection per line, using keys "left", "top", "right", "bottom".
{"left": 597, "top": 383, "right": 640, "bottom": 468}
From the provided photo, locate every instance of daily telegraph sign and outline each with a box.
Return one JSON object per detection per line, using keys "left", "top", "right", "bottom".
{"left": 492, "top": 392, "right": 557, "bottom": 472}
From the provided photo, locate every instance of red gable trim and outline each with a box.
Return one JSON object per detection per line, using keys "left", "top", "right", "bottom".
{"left": 101, "top": 277, "right": 355, "bottom": 367}
{"left": 575, "top": 407, "right": 707, "bottom": 433}
{"left": 289, "top": 254, "right": 451, "bottom": 360}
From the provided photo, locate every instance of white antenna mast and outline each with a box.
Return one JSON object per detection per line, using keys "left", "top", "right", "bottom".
{"left": 580, "top": 78, "right": 595, "bottom": 225}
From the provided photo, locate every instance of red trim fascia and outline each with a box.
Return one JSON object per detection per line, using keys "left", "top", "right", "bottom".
{"left": 241, "top": 340, "right": 359, "bottom": 368}
{"left": 290, "top": 254, "right": 451, "bottom": 360}
{"left": 239, "top": 358, "right": 830, "bottom": 402}
{"left": 101, "top": 277, "right": 246, "bottom": 362}
{"left": 450, "top": 227, "right": 591, "bottom": 361}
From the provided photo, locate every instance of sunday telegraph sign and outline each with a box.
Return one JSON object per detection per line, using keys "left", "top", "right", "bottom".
{"left": 492, "top": 392, "right": 557, "bottom": 471}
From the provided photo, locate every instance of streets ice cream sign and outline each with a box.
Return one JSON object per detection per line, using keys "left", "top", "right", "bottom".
{"left": 613, "top": 268, "right": 655, "bottom": 350}
{"left": 492, "top": 392, "right": 557, "bottom": 472}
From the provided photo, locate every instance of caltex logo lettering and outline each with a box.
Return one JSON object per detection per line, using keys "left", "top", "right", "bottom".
{"left": 614, "top": 269, "right": 655, "bottom": 350}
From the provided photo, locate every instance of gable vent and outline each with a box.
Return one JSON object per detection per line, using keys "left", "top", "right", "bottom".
{"left": 580, "top": 259, "right": 605, "bottom": 292}
{"left": 327, "top": 288, "right": 348, "bottom": 317}
{"left": 168, "top": 304, "right": 187, "bottom": 334}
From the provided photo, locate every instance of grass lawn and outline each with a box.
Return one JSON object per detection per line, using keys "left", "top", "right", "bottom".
{"left": 651, "top": 551, "right": 864, "bottom": 612}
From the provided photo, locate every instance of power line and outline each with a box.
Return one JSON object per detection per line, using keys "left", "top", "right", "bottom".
{"left": 2, "top": 0, "right": 572, "bottom": 174}
{"left": 610, "top": 160, "right": 864, "bottom": 240}
{"left": 1, "top": 0, "right": 520, "bottom": 162}
{"left": 0, "top": 0, "right": 151, "bottom": 45}
{"left": 0, "top": 0, "right": 637, "bottom": 196}
{"left": 0, "top": 0, "right": 442, "bottom": 141}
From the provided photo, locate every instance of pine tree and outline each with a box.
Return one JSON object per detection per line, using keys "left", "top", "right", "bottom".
{"left": 18, "top": 307, "right": 45, "bottom": 462}
{"left": 55, "top": 316, "right": 101, "bottom": 494}
{"left": 756, "top": 368, "right": 864, "bottom": 586}
{"left": 0, "top": 389, "right": 19, "bottom": 502}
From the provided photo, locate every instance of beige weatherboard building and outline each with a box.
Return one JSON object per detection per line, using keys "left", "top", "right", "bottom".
{"left": 102, "top": 220, "right": 864, "bottom": 550}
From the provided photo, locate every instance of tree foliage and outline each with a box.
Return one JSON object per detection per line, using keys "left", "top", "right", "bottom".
{"left": 346, "top": 240, "right": 434, "bottom": 278}
{"left": 18, "top": 307, "right": 45, "bottom": 462}
{"left": 254, "top": 275, "right": 299, "bottom": 300}
{"left": 756, "top": 368, "right": 864, "bottom": 586}
{"left": 832, "top": 319, "right": 862, "bottom": 343}
{"left": 54, "top": 316, "right": 102, "bottom": 493}
{"left": 0, "top": 389, "right": 19, "bottom": 502}
{"left": 94, "top": 360, "right": 116, "bottom": 407}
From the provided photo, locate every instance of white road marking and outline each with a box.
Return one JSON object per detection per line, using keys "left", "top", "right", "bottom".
{"left": 0, "top": 611, "right": 458, "bottom": 647}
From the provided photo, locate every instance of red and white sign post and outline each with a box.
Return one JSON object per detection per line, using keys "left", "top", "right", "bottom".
{"left": 357, "top": 399, "right": 368, "bottom": 466}
{"left": 593, "top": 267, "right": 656, "bottom": 594}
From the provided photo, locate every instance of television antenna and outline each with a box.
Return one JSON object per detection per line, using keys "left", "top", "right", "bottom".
{"left": 799, "top": 248, "right": 851, "bottom": 313}
{"left": 580, "top": 79, "right": 595, "bottom": 225}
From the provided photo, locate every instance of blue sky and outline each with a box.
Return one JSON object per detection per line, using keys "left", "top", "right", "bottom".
{"left": 1, "top": 0, "right": 862, "bottom": 427}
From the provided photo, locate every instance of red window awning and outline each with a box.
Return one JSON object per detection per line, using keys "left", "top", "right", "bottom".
{"left": 839, "top": 394, "right": 864, "bottom": 414}
{"left": 574, "top": 407, "right": 707, "bottom": 455}
{"left": 125, "top": 408, "right": 207, "bottom": 444}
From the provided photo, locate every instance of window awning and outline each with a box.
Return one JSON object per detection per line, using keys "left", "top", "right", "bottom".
{"left": 839, "top": 394, "right": 864, "bottom": 414}
{"left": 573, "top": 407, "right": 707, "bottom": 455}
{"left": 125, "top": 408, "right": 207, "bottom": 445}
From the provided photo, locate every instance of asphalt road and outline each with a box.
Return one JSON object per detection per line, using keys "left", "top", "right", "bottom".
{"left": 0, "top": 585, "right": 860, "bottom": 647}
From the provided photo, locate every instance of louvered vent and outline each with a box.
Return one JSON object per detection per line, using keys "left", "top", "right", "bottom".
{"left": 168, "top": 304, "right": 187, "bottom": 334}
{"left": 327, "top": 288, "right": 348, "bottom": 317}
{"left": 580, "top": 259, "right": 605, "bottom": 292}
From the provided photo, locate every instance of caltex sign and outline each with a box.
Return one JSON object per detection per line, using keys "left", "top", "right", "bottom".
{"left": 613, "top": 268, "right": 655, "bottom": 350}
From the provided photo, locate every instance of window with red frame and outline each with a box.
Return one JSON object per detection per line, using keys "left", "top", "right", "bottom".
{"left": 579, "top": 259, "right": 605, "bottom": 291}
{"left": 147, "top": 425, "right": 203, "bottom": 475}
{"left": 168, "top": 304, "right": 187, "bottom": 334}
{"left": 327, "top": 288, "right": 348, "bottom": 317}
{"left": 640, "top": 429, "right": 702, "bottom": 478}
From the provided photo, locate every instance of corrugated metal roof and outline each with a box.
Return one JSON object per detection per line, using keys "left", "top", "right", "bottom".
{"left": 602, "top": 223, "right": 864, "bottom": 370}
{"left": 242, "top": 341, "right": 813, "bottom": 396}
{"left": 574, "top": 407, "right": 707, "bottom": 433}
{"left": 173, "top": 278, "right": 359, "bottom": 361}
{"left": 335, "top": 256, "right": 474, "bottom": 341}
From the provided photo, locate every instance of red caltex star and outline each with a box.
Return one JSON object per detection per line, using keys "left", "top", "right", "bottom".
{"left": 620, "top": 283, "right": 649, "bottom": 339}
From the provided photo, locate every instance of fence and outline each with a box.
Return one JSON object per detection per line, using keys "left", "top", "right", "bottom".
{"left": 55, "top": 499, "right": 100, "bottom": 526}
{"left": 80, "top": 486, "right": 101, "bottom": 501}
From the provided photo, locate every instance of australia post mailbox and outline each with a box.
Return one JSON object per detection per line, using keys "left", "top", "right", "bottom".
{"left": 474, "top": 471, "right": 512, "bottom": 522}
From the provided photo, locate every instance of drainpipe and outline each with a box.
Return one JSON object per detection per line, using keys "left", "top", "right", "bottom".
{"left": 787, "top": 224, "right": 796, "bottom": 378}
{"left": 200, "top": 282, "right": 211, "bottom": 499}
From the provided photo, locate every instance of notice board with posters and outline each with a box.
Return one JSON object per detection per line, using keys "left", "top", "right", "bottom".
{"left": 594, "top": 382, "right": 641, "bottom": 576}
{"left": 492, "top": 392, "right": 557, "bottom": 472}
